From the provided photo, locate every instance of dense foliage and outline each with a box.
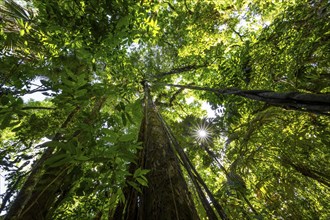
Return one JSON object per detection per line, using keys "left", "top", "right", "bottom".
{"left": 0, "top": 0, "right": 329, "bottom": 219}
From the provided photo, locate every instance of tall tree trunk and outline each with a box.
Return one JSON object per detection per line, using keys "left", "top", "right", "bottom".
{"left": 114, "top": 98, "right": 199, "bottom": 220}
{"left": 4, "top": 107, "right": 80, "bottom": 220}
{"left": 5, "top": 98, "right": 106, "bottom": 220}
{"left": 11, "top": 164, "right": 79, "bottom": 220}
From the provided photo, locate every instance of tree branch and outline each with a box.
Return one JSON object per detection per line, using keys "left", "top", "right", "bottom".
{"left": 184, "top": 0, "right": 193, "bottom": 14}
{"left": 21, "top": 106, "right": 55, "bottom": 110}
{"left": 163, "top": 1, "right": 177, "bottom": 12}
{"left": 164, "top": 83, "right": 330, "bottom": 115}
{"left": 0, "top": 88, "right": 52, "bottom": 97}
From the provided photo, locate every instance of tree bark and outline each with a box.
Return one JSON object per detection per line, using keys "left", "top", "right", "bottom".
{"left": 5, "top": 107, "right": 80, "bottom": 220}
{"left": 114, "top": 98, "right": 199, "bottom": 220}
{"left": 5, "top": 98, "right": 106, "bottom": 220}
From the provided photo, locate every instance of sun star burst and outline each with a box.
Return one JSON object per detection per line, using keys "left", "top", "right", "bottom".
{"left": 192, "top": 121, "right": 212, "bottom": 143}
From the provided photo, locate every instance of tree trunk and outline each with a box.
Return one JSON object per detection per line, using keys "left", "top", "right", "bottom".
{"left": 4, "top": 107, "right": 80, "bottom": 220}
{"left": 114, "top": 99, "right": 199, "bottom": 220}
{"left": 5, "top": 99, "right": 106, "bottom": 220}
{"left": 10, "top": 164, "right": 78, "bottom": 220}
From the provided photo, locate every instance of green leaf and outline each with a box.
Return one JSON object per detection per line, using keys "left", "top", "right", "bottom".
{"left": 65, "top": 68, "right": 78, "bottom": 81}
{"left": 118, "top": 133, "right": 135, "bottom": 142}
{"left": 46, "top": 141, "right": 75, "bottom": 153}
{"left": 133, "top": 168, "right": 150, "bottom": 178}
{"left": 74, "top": 155, "right": 89, "bottom": 161}
{"left": 75, "top": 89, "right": 87, "bottom": 97}
{"left": 1, "top": 115, "right": 12, "bottom": 129}
{"left": 49, "top": 157, "right": 72, "bottom": 167}
{"left": 19, "top": 29, "right": 25, "bottom": 36}
{"left": 15, "top": 97, "right": 24, "bottom": 106}
{"left": 102, "top": 130, "right": 119, "bottom": 143}
{"left": 118, "top": 188, "right": 125, "bottom": 203}
{"left": 1, "top": 96, "right": 10, "bottom": 105}
{"left": 128, "top": 181, "right": 141, "bottom": 193}
{"left": 125, "top": 112, "right": 135, "bottom": 125}
{"left": 117, "top": 16, "right": 130, "bottom": 28}
{"left": 45, "top": 154, "right": 72, "bottom": 167}
{"left": 119, "top": 102, "right": 125, "bottom": 111}
{"left": 40, "top": 80, "right": 49, "bottom": 86}
{"left": 136, "top": 177, "right": 148, "bottom": 186}
{"left": 62, "top": 78, "right": 74, "bottom": 87}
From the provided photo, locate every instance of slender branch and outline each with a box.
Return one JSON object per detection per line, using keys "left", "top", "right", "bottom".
{"left": 155, "top": 86, "right": 187, "bottom": 107}
{"left": 208, "top": 141, "right": 260, "bottom": 218}
{"left": 184, "top": 0, "right": 193, "bottom": 14}
{"left": 0, "top": 88, "right": 52, "bottom": 97}
{"left": 187, "top": 167, "right": 219, "bottom": 220}
{"left": 169, "top": 87, "right": 184, "bottom": 105}
{"left": 240, "top": 192, "right": 259, "bottom": 217}
{"left": 20, "top": 106, "right": 55, "bottom": 110}
{"left": 164, "top": 83, "right": 260, "bottom": 94}
{"left": 164, "top": 1, "right": 177, "bottom": 12}
{"left": 25, "top": 88, "right": 51, "bottom": 94}
{"left": 159, "top": 113, "right": 228, "bottom": 219}
{"left": 229, "top": 25, "right": 244, "bottom": 42}
{"left": 203, "top": 144, "right": 228, "bottom": 175}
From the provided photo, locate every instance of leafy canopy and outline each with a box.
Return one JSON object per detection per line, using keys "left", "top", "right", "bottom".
{"left": 0, "top": 0, "right": 329, "bottom": 219}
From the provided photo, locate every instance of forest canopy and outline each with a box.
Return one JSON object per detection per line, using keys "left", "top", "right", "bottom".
{"left": 0, "top": 0, "right": 329, "bottom": 219}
